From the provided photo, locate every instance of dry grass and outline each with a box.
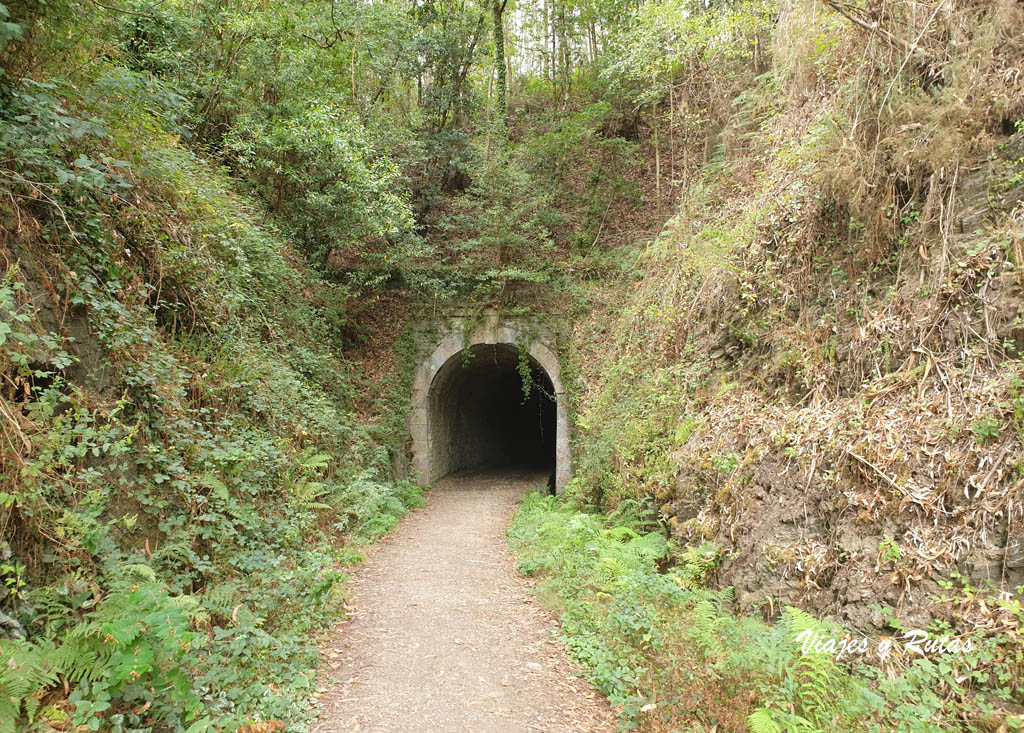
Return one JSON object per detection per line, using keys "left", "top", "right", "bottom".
{"left": 569, "top": 0, "right": 1024, "bottom": 638}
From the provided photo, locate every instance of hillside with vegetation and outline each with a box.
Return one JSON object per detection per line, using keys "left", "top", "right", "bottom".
{"left": 1, "top": 0, "right": 1023, "bottom": 730}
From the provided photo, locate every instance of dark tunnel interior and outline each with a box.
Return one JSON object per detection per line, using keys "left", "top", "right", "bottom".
{"left": 428, "top": 343, "right": 556, "bottom": 478}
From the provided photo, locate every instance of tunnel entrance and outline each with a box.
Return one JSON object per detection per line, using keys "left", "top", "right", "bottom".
{"left": 428, "top": 343, "right": 557, "bottom": 478}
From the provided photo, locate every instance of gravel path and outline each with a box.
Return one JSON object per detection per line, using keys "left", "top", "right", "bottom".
{"left": 313, "top": 470, "right": 616, "bottom": 732}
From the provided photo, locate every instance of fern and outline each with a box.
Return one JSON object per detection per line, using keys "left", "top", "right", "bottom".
{"left": 672, "top": 542, "right": 722, "bottom": 588}
{"left": 782, "top": 606, "right": 823, "bottom": 636}
{"left": 382, "top": 494, "right": 406, "bottom": 516}
{"left": 606, "top": 498, "right": 642, "bottom": 526}
{"left": 797, "top": 650, "right": 834, "bottom": 716}
{"left": 748, "top": 708, "right": 783, "bottom": 733}
{"left": 780, "top": 607, "right": 838, "bottom": 727}
{"left": 0, "top": 698, "right": 19, "bottom": 733}
{"left": 120, "top": 563, "right": 158, "bottom": 583}
{"left": 297, "top": 449, "right": 331, "bottom": 470}
{"left": 624, "top": 532, "right": 669, "bottom": 564}
{"left": 686, "top": 596, "right": 727, "bottom": 664}
{"left": 604, "top": 525, "right": 640, "bottom": 542}
{"left": 597, "top": 554, "right": 630, "bottom": 575}
{"left": 202, "top": 581, "right": 241, "bottom": 618}
{"left": 0, "top": 639, "right": 60, "bottom": 693}
{"left": 0, "top": 639, "right": 61, "bottom": 731}
{"left": 48, "top": 630, "right": 109, "bottom": 682}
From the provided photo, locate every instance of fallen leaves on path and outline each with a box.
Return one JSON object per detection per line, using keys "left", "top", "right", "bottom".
{"left": 312, "top": 470, "right": 616, "bottom": 732}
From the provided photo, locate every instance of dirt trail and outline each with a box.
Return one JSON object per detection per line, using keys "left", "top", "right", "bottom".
{"left": 313, "top": 470, "right": 615, "bottom": 733}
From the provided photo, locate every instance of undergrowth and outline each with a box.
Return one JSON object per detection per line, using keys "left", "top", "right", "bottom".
{"left": 566, "top": 0, "right": 1024, "bottom": 700}
{"left": 509, "top": 491, "right": 1024, "bottom": 731}
{"left": 0, "top": 52, "right": 423, "bottom": 733}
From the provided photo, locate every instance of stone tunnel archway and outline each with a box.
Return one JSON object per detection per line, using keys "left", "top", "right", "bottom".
{"left": 409, "top": 318, "right": 570, "bottom": 492}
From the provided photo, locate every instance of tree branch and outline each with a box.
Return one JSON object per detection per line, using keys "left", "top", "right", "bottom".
{"left": 821, "top": 0, "right": 920, "bottom": 57}
{"left": 303, "top": 0, "right": 354, "bottom": 50}
{"left": 90, "top": 0, "right": 168, "bottom": 18}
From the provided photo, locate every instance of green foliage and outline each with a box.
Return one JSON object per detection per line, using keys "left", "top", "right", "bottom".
{"left": 2, "top": 574, "right": 201, "bottom": 731}
{"left": 7, "top": 0, "right": 1022, "bottom": 729}
{"left": 0, "top": 33, "right": 424, "bottom": 727}
{"left": 673, "top": 416, "right": 699, "bottom": 446}
{"left": 879, "top": 535, "right": 903, "bottom": 565}
{"left": 571, "top": 355, "right": 697, "bottom": 508}
{"left": 510, "top": 492, "right": 1023, "bottom": 731}
{"left": 607, "top": 0, "right": 775, "bottom": 88}
{"left": 748, "top": 707, "right": 784, "bottom": 733}
{"left": 673, "top": 542, "right": 722, "bottom": 589}
{"left": 0, "top": 78, "right": 131, "bottom": 214}
{"left": 519, "top": 101, "right": 641, "bottom": 256}
{"left": 226, "top": 103, "right": 417, "bottom": 268}
{"left": 0, "top": 2, "right": 22, "bottom": 56}
{"left": 448, "top": 141, "right": 555, "bottom": 302}
{"left": 971, "top": 416, "right": 1001, "bottom": 443}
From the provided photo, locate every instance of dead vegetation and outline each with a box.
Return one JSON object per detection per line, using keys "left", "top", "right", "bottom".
{"left": 570, "top": 0, "right": 1024, "bottom": 638}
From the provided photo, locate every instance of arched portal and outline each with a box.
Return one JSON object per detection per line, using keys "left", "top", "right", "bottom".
{"left": 408, "top": 318, "right": 571, "bottom": 492}
{"left": 428, "top": 344, "right": 556, "bottom": 477}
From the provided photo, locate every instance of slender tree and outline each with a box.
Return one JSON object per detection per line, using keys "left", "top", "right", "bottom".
{"left": 493, "top": 0, "right": 510, "bottom": 134}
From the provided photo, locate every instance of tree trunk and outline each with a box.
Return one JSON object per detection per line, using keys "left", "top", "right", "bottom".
{"left": 493, "top": 0, "right": 509, "bottom": 134}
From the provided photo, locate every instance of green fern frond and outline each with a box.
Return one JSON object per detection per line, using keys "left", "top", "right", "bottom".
{"left": 597, "top": 555, "right": 630, "bottom": 577}
{"left": 48, "top": 635, "right": 109, "bottom": 682}
{"left": 202, "top": 582, "right": 240, "bottom": 614}
{"left": 797, "top": 653, "right": 835, "bottom": 725}
{"left": 0, "top": 696, "right": 19, "bottom": 733}
{"left": 382, "top": 495, "right": 405, "bottom": 515}
{"left": 297, "top": 450, "right": 332, "bottom": 470}
{"left": 748, "top": 708, "right": 783, "bottom": 733}
{"left": 782, "top": 606, "right": 823, "bottom": 637}
{"left": 120, "top": 563, "right": 158, "bottom": 583}
{"left": 0, "top": 639, "right": 61, "bottom": 725}
{"left": 687, "top": 597, "right": 727, "bottom": 660}
{"left": 625, "top": 532, "right": 669, "bottom": 564}
{"left": 605, "top": 525, "right": 640, "bottom": 542}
